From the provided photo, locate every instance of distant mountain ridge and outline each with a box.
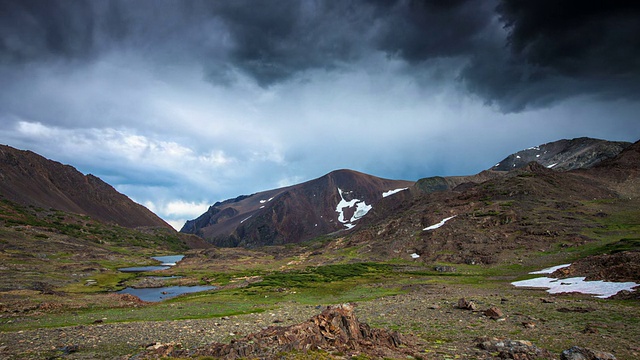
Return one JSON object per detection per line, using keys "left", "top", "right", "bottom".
{"left": 344, "top": 138, "right": 640, "bottom": 265}
{"left": 412, "top": 137, "right": 632, "bottom": 196}
{"left": 181, "top": 169, "right": 414, "bottom": 247}
{"left": 0, "top": 144, "right": 171, "bottom": 229}
{"left": 491, "top": 137, "right": 631, "bottom": 171}
{"left": 184, "top": 137, "right": 633, "bottom": 249}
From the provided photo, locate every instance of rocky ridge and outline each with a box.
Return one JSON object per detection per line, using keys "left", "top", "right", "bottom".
{"left": 491, "top": 137, "right": 630, "bottom": 172}
{"left": 346, "top": 160, "right": 622, "bottom": 265}
{"left": 0, "top": 145, "right": 170, "bottom": 229}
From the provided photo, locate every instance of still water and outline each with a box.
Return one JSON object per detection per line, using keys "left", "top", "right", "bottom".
{"left": 117, "top": 285, "right": 216, "bottom": 302}
{"left": 116, "top": 255, "right": 215, "bottom": 301}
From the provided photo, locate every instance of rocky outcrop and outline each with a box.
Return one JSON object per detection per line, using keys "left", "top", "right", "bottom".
{"left": 476, "top": 337, "right": 554, "bottom": 359}
{"left": 551, "top": 251, "right": 640, "bottom": 282}
{"left": 139, "top": 304, "right": 416, "bottom": 359}
{"left": 491, "top": 137, "right": 630, "bottom": 172}
{"left": 484, "top": 306, "right": 505, "bottom": 320}
{"left": 0, "top": 145, "right": 171, "bottom": 228}
{"left": 561, "top": 346, "right": 616, "bottom": 360}
{"left": 476, "top": 338, "right": 615, "bottom": 360}
{"left": 458, "top": 297, "right": 478, "bottom": 310}
{"left": 578, "top": 139, "right": 640, "bottom": 198}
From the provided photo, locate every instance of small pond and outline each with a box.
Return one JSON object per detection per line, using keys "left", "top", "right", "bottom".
{"left": 116, "top": 255, "right": 216, "bottom": 301}
{"left": 117, "top": 285, "right": 216, "bottom": 302}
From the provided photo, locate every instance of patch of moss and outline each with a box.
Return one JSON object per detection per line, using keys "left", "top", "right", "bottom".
{"left": 252, "top": 263, "right": 391, "bottom": 289}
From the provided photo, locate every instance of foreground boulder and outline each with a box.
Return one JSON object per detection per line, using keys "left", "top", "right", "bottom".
{"left": 138, "top": 304, "right": 417, "bottom": 359}
{"left": 484, "top": 306, "right": 505, "bottom": 320}
{"left": 476, "top": 337, "right": 554, "bottom": 359}
{"left": 458, "top": 297, "right": 478, "bottom": 310}
{"left": 561, "top": 346, "right": 616, "bottom": 360}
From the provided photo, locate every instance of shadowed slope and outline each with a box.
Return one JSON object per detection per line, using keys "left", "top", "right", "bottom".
{"left": 0, "top": 144, "right": 170, "bottom": 228}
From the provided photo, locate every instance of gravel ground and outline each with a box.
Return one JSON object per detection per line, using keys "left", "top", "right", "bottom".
{"left": 1, "top": 284, "right": 639, "bottom": 359}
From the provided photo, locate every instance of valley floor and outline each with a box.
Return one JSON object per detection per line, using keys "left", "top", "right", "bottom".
{"left": 1, "top": 282, "right": 638, "bottom": 359}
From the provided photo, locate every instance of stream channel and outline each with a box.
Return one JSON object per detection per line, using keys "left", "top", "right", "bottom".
{"left": 117, "top": 255, "right": 215, "bottom": 301}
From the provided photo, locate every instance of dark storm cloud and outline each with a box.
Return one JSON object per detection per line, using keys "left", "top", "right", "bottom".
{"left": 1, "top": 0, "right": 640, "bottom": 111}
{"left": 0, "top": 0, "right": 227, "bottom": 65}
{"left": 2, "top": 0, "right": 492, "bottom": 84}
{"left": 0, "top": 0, "right": 96, "bottom": 63}
{"left": 462, "top": 0, "right": 640, "bottom": 111}
{"left": 204, "top": 0, "right": 497, "bottom": 85}
{"left": 370, "top": 0, "right": 495, "bottom": 61}
{"left": 499, "top": 1, "right": 640, "bottom": 77}
{"left": 200, "top": 0, "right": 375, "bottom": 85}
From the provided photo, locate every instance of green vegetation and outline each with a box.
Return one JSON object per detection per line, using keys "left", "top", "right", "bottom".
{"left": 254, "top": 263, "right": 391, "bottom": 288}
{"left": 0, "top": 262, "right": 405, "bottom": 331}
{"left": 599, "top": 237, "right": 640, "bottom": 253}
{"left": 0, "top": 198, "right": 187, "bottom": 252}
{"left": 2, "top": 256, "right": 577, "bottom": 333}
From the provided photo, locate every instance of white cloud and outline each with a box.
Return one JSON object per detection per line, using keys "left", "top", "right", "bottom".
{"left": 16, "top": 120, "right": 52, "bottom": 137}
{"left": 1, "top": 39, "right": 639, "bottom": 230}
{"left": 143, "top": 199, "right": 210, "bottom": 230}
{"left": 144, "top": 200, "right": 210, "bottom": 218}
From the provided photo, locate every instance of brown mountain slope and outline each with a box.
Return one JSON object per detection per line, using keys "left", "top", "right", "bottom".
{"left": 573, "top": 139, "right": 640, "bottom": 198}
{"left": 181, "top": 169, "right": 414, "bottom": 247}
{"left": 346, "top": 158, "right": 633, "bottom": 265}
{"left": 0, "top": 145, "right": 171, "bottom": 229}
{"left": 412, "top": 138, "right": 631, "bottom": 196}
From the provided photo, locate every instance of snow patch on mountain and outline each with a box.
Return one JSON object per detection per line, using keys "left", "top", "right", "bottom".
{"left": 352, "top": 201, "right": 372, "bottom": 221}
{"left": 512, "top": 276, "right": 638, "bottom": 299}
{"left": 423, "top": 215, "right": 456, "bottom": 231}
{"left": 335, "top": 188, "right": 372, "bottom": 229}
{"left": 513, "top": 263, "right": 638, "bottom": 298}
{"left": 382, "top": 188, "right": 408, "bottom": 198}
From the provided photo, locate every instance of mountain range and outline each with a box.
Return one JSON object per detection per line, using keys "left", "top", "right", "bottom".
{"left": 0, "top": 136, "right": 636, "bottom": 261}
{"left": 181, "top": 137, "right": 634, "bottom": 250}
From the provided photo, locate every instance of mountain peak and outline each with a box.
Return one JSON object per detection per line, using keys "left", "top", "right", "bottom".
{"left": 491, "top": 137, "right": 631, "bottom": 172}
{"left": 181, "top": 169, "right": 414, "bottom": 247}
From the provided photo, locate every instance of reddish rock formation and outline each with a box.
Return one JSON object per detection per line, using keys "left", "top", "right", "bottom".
{"left": 484, "top": 306, "right": 505, "bottom": 320}
{"left": 140, "top": 304, "right": 417, "bottom": 359}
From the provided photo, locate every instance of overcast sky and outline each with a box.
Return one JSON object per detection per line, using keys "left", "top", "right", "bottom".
{"left": 1, "top": 0, "right": 639, "bottom": 229}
